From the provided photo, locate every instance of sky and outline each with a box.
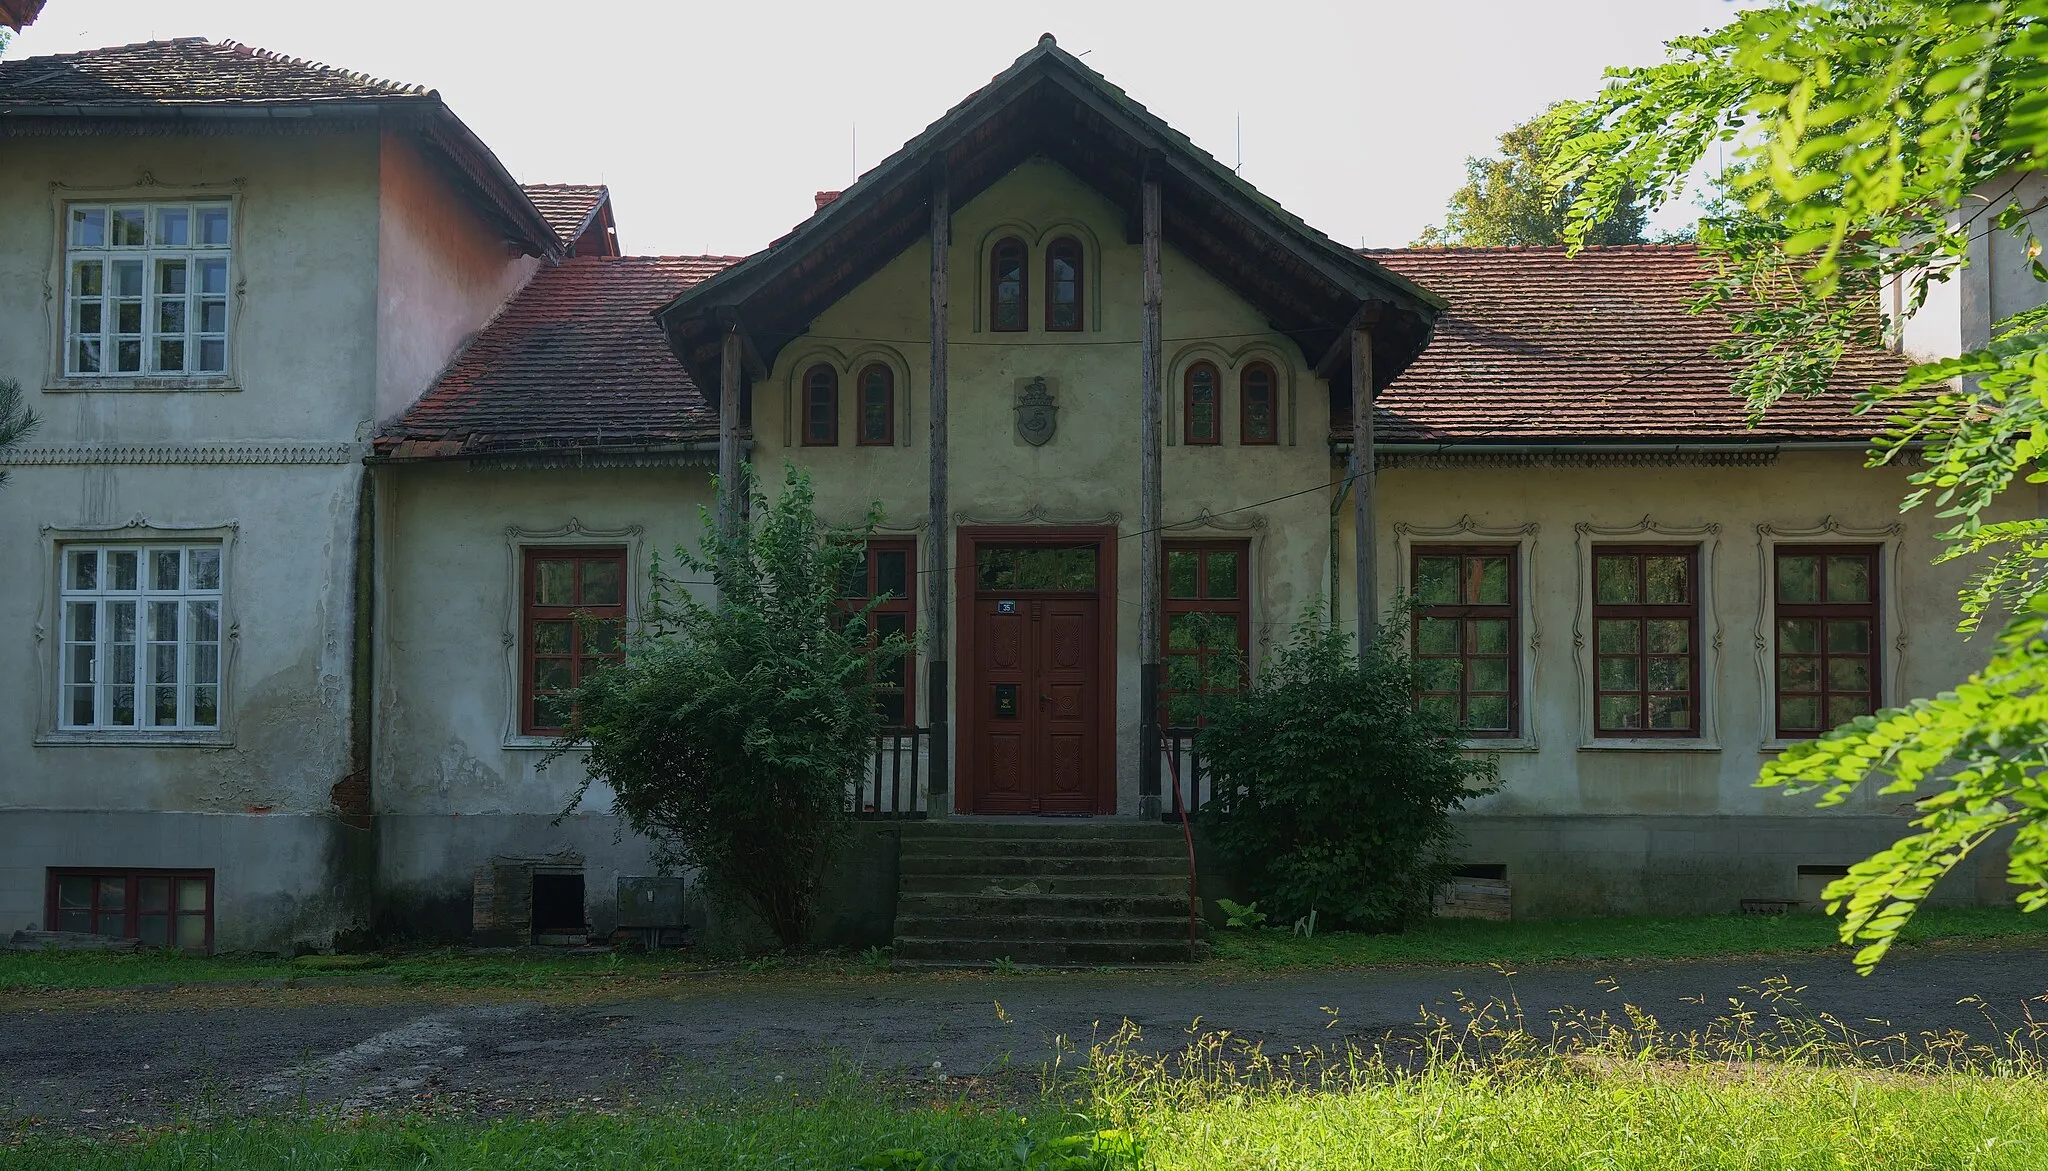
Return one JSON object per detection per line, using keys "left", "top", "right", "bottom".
{"left": 4, "top": 0, "right": 1755, "bottom": 257}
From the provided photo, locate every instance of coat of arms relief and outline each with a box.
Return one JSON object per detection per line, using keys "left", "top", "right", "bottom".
{"left": 1015, "top": 376, "right": 1057, "bottom": 446}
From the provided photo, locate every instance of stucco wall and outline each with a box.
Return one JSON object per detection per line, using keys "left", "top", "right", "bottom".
{"left": 373, "top": 131, "right": 541, "bottom": 424}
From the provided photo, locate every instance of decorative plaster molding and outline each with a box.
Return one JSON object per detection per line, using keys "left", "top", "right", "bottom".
{"left": 500, "top": 520, "right": 648, "bottom": 750}
{"left": 1395, "top": 517, "right": 1543, "bottom": 750}
{"left": 1161, "top": 507, "right": 1269, "bottom": 534}
{"left": 1394, "top": 516, "right": 1540, "bottom": 540}
{"left": 41, "top": 516, "right": 240, "bottom": 535}
{"left": 1380, "top": 450, "right": 1781, "bottom": 470}
{"left": 1751, "top": 518, "right": 1909, "bottom": 750}
{"left": 953, "top": 505, "right": 1123, "bottom": 528}
{"left": 1571, "top": 517, "right": 1724, "bottom": 749}
{"left": 3, "top": 443, "right": 360, "bottom": 466}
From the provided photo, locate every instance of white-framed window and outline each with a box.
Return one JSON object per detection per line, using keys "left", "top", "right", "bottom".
{"left": 65, "top": 202, "right": 232, "bottom": 377}
{"left": 59, "top": 544, "right": 224, "bottom": 730}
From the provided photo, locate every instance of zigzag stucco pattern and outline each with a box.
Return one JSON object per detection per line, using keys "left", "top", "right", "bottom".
{"left": 0, "top": 442, "right": 361, "bottom": 465}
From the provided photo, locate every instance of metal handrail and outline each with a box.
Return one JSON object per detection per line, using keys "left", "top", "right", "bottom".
{"left": 1159, "top": 726, "right": 1200, "bottom": 951}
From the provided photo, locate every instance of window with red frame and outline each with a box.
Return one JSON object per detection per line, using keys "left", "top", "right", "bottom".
{"left": 523, "top": 547, "right": 626, "bottom": 735}
{"left": 1161, "top": 541, "right": 1249, "bottom": 724}
{"left": 1591, "top": 546, "right": 1700, "bottom": 736}
{"left": 802, "top": 364, "right": 838, "bottom": 446}
{"left": 990, "top": 237, "right": 1027, "bottom": 331}
{"left": 48, "top": 868, "right": 213, "bottom": 951}
{"left": 1412, "top": 547, "right": 1518, "bottom": 736}
{"left": 1045, "top": 237, "right": 1082, "bottom": 331}
{"left": 1184, "top": 361, "right": 1220, "bottom": 445}
{"left": 855, "top": 363, "right": 894, "bottom": 446}
{"left": 1239, "top": 362, "right": 1277, "bottom": 444}
{"left": 838, "top": 539, "right": 916, "bottom": 726}
{"left": 1774, "top": 545, "right": 1880, "bottom": 737}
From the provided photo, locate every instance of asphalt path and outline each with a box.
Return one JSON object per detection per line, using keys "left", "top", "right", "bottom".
{"left": 4, "top": 946, "right": 2045, "bottom": 1132}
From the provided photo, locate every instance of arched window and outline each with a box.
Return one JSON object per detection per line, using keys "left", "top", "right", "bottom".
{"left": 990, "top": 237, "right": 1028, "bottom": 332}
{"left": 1045, "top": 237, "right": 1082, "bottom": 332}
{"left": 1184, "top": 361, "right": 1220, "bottom": 445}
{"left": 1239, "top": 362, "right": 1277, "bottom": 445}
{"left": 856, "top": 363, "right": 894, "bottom": 446}
{"left": 802, "top": 364, "right": 838, "bottom": 446}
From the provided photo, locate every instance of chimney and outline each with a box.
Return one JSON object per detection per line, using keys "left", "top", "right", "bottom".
{"left": 814, "top": 190, "right": 841, "bottom": 212}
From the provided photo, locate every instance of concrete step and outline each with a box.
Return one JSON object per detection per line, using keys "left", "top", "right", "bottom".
{"left": 892, "top": 935, "right": 1203, "bottom": 967}
{"left": 896, "top": 914, "right": 1197, "bottom": 941}
{"left": 897, "top": 892, "right": 1190, "bottom": 919}
{"left": 898, "top": 872, "right": 1190, "bottom": 897}
{"left": 899, "top": 836, "right": 1185, "bottom": 859}
{"left": 900, "top": 854, "right": 1187, "bottom": 877}
{"left": 901, "top": 820, "right": 1181, "bottom": 841}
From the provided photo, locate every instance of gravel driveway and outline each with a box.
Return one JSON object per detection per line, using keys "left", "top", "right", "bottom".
{"left": 5, "top": 946, "right": 2045, "bottom": 1131}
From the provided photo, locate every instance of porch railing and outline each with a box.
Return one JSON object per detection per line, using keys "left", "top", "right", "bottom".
{"left": 850, "top": 726, "right": 928, "bottom": 818}
{"left": 1160, "top": 726, "right": 1216, "bottom": 820}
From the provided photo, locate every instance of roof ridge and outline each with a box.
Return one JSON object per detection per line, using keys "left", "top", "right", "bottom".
{"left": 1, "top": 34, "right": 205, "bottom": 64}
{"left": 215, "top": 38, "right": 429, "bottom": 96}
{"left": 1370, "top": 242, "right": 1700, "bottom": 254}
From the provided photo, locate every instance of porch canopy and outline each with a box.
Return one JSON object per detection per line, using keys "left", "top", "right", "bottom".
{"left": 655, "top": 33, "right": 1444, "bottom": 405}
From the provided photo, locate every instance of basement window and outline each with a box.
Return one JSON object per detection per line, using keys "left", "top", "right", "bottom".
{"left": 47, "top": 868, "right": 214, "bottom": 951}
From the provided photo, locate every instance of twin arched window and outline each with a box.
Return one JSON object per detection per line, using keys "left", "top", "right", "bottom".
{"left": 801, "top": 362, "right": 895, "bottom": 447}
{"left": 990, "top": 236, "right": 1083, "bottom": 332}
{"left": 1184, "top": 360, "right": 1280, "bottom": 446}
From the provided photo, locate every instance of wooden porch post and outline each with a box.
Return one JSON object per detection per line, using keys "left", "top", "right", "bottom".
{"left": 717, "top": 324, "right": 743, "bottom": 541}
{"left": 926, "top": 165, "right": 952, "bottom": 810}
{"left": 1349, "top": 324, "right": 1376, "bottom": 656}
{"left": 1138, "top": 170, "right": 1164, "bottom": 812}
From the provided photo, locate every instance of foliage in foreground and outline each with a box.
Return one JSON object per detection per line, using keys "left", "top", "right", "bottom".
{"left": 1196, "top": 613, "right": 1499, "bottom": 929}
{"left": 1413, "top": 104, "right": 1653, "bottom": 246}
{"left": 1555, "top": 0, "right": 2048, "bottom": 968}
{"left": 0, "top": 377, "right": 39, "bottom": 489}
{"left": 554, "top": 464, "right": 907, "bottom": 950}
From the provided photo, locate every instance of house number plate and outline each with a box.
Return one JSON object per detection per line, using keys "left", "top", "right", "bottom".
{"left": 997, "top": 600, "right": 1017, "bottom": 613}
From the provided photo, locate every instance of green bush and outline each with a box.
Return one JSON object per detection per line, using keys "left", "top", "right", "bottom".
{"left": 1196, "top": 611, "right": 1498, "bottom": 929}
{"left": 555, "top": 464, "right": 907, "bottom": 951}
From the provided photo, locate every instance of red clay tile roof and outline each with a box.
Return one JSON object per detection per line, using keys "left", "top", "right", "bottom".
{"left": 521, "top": 183, "right": 608, "bottom": 247}
{"left": 1358, "top": 244, "right": 1911, "bottom": 444}
{"left": 0, "top": 37, "right": 431, "bottom": 106}
{"left": 379, "top": 256, "right": 741, "bottom": 458}
{"left": 1, "top": 0, "right": 47, "bottom": 32}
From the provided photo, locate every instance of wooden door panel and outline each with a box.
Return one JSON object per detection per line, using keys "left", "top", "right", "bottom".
{"left": 1034, "top": 600, "right": 1098, "bottom": 813}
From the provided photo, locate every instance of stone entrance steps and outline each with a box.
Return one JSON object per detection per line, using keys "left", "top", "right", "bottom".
{"left": 892, "top": 820, "right": 1203, "bottom": 967}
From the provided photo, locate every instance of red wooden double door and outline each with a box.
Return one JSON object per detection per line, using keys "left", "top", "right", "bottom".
{"left": 958, "top": 530, "right": 1114, "bottom": 815}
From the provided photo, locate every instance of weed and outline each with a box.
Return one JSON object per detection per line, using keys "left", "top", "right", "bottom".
{"left": 1214, "top": 898, "right": 1266, "bottom": 929}
{"left": 991, "top": 957, "right": 1022, "bottom": 976}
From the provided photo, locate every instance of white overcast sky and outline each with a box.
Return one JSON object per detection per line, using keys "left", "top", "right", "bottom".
{"left": 6, "top": 0, "right": 1754, "bottom": 256}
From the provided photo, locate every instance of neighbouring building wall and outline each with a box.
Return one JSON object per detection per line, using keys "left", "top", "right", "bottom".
{"left": 1331, "top": 449, "right": 2027, "bottom": 915}
{"left": 1891, "top": 169, "right": 2048, "bottom": 361}
{"left": 0, "top": 131, "right": 386, "bottom": 949}
{"left": 373, "top": 131, "right": 542, "bottom": 424}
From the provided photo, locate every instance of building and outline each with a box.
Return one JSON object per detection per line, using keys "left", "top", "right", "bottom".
{"left": 0, "top": 35, "right": 2031, "bottom": 952}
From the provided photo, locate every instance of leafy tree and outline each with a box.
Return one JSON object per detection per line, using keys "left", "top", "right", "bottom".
{"left": 1195, "top": 609, "right": 1500, "bottom": 929}
{"left": 1416, "top": 106, "right": 1651, "bottom": 246}
{"left": 1554, "top": 0, "right": 2048, "bottom": 969}
{"left": 553, "top": 464, "right": 909, "bottom": 951}
{"left": 0, "top": 378, "right": 39, "bottom": 489}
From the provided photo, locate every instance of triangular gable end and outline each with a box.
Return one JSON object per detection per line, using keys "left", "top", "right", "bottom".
{"left": 657, "top": 34, "right": 1443, "bottom": 407}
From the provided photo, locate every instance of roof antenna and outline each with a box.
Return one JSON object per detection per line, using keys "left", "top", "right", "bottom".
{"left": 1235, "top": 112, "right": 1242, "bottom": 174}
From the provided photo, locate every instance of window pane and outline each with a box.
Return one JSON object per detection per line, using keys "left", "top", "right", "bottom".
{"left": 1597, "top": 619, "right": 1639, "bottom": 654}
{"left": 198, "top": 338, "right": 226, "bottom": 371}
{"left": 875, "top": 550, "right": 908, "bottom": 599}
{"left": 69, "top": 549, "right": 99, "bottom": 590}
{"left": 1419, "top": 694, "right": 1460, "bottom": 722}
{"left": 158, "top": 296, "right": 186, "bottom": 331}
{"left": 178, "top": 878, "right": 207, "bottom": 912}
{"left": 1778, "top": 655, "right": 1821, "bottom": 691}
{"left": 57, "top": 876, "right": 91, "bottom": 909}
{"left": 1188, "top": 367, "right": 1217, "bottom": 441}
{"left": 71, "top": 207, "right": 106, "bottom": 246}
{"left": 139, "top": 877, "right": 171, "bottom": 912}
{"left": 532, "top": 621, "right": 572, "bottom": 654}
{"left": 534, "top": 560, "right": 574, "bottom": 605}
{"left": 583, "top": 618, "right": 624, "bottom": 656}
{"left": 1827, "top": 694, "right": 1873, "bottom": 725}
{"left": 175, "top": 915, "right": 207, "bottom": 949}
{"left": 1416, "top": 658, "right": 1461, "bottom": 691}
{"left": 1598, "top": 695, "right": 1643, "bottom": 730}
{"left": 579, "top": 559, "right": 622, "bottom": 606}
{"left": 533, "top": 694, "right": 568, "bottom": 730}
{"left": 110, "top": 599, "right": 136, "bottom": 643}
{"left": 112, "top": 207, "right": 147, "bottom": 245}
{"left": 1057, "top": 547, "right": 1097, "bottom": 590}
{"left": 138, "top": 916, "right": 170, "bottom": 946}
{"left": 72, "top": 257, "right": 103, "bottom": 296}
{"left": 1416, "top": 617, "right": 1459, "bottom": 654}
{"left": 1415, "top": 557, "right": 1459, "bottom": 606}
{"left": 533, "top": 660, "right": 572, "bottom": 691}
{"left": 1167, "top": 615, "right": 1201, "bottom": 652}
{"left": 1828, "top": 620, "right": 1871, "bottom": 654}
{"left": 1167, "top": 551, "right": 1199, "bottom": 598}
{"left": 198, "top": 258, "right": 228, "bottom": 295}
{"left": 151, "top": 548, "right": 181, "bottom": 591}
{"left": 1645, "top": 555, "right": 1689, "bottom": 604}
{"left": 110, "top": 550, "right": 138, "bottom": 591}
{"left": 976, "top": 548, "right": 1015, "bottom": 590}
{"left": 1598, "top": 656, "right": 1639, "bottom": 691}
{"left": 1824, "top": 555, "right": 1870, "bottom": 602}
{"left": 192, "top": 686, "right": 218, "bottom": 727}
{"left": 1468, "top": 657, "right": 1508, "bottom": 692}
{"left": 98, "top": 913, "right": 127, "bottom": 937}
{"left": 190, "top": 548, "right": 220, "bottom": 591}
{"left": 189, "top": 599, "right": 219, "bottom": 642}
{"left": 1779, "top": 695, "right": 1821, "bottom": 731}
{"left": 114, "top": 259, "right": 144, "bottom": 297}
{"left": 1471, "top": 617, "right": 1510, "bottom": 654}
{"left": 1778, "top": 618, "right": 1820, "bottom": 654}
{"left": 1828, "top": 657, "right": 1871, "bottom": 692}
{"left": 1205, "top": 550, "right": 1239, "bottom": 599}
{"left": 1647, "top": 657, "right": 1690, "bottom": 692}
{"left": 97, "top": 876, "right": 126, "bottom": 910}
{"left": 1015, "top": 547, "right": 1058, "bottom": 589}
{"left": 156, "top": 258, "right": 187, "bottom": 295}
{"left": 1595, "top": 555, "right": 1637, "bottom": 604}
{"left": 1647, "top": 619, "right": 1689, "bottom": 654}
{"left": 1778, "top": 555, "right": 1821, "bottom": 602}
{"left": 1471, "top": 557, "right": 1509, "bottom": 605}
{"left": 117, "top": 338, "right": 142, "bottom": 372}
{"left": 68, "top": 601, "right": 95, "bottom": 642}
{"left": 111, "top": 685, "right": 136, "bottom": 726}
{"left": 155, "top": 207, "right": 189, "bottom": 246}
{"left": 1200, "top": 614, "right": 1240, "bottom": 652}
{"left": 1649, "top": 695, "right": 1692, "bottom": 730}
{"left": 155, "top": 339, "right": 186, "bottom": 373}
{"left": 152, "top": 685, "right": 178, "bottom": 726}
{"left": 1465, "top": 695, "right": 1510, "bottom": 731}
{"left": 199, "top": 206, "right": 230, "bottom": 246}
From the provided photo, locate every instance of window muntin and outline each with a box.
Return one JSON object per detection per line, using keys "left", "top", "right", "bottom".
{"left": 1240, "top": 362, "right": 1277, "bottom": 444}
{"left": 1774, "top": 545, "right": 1879, "bottom": 736}
{"left": 1162, "top": 542, "right": 1249, "bottom": 724}
{"left": 990, "top": 237, "right": 1028, "bottom": 332}
{"left": 1045, "top": 237, "right": 1082, "bottom": 332}
{"left": 65, "top": 201, "right": 231, "bottom": 377}
{"left": 60, "top": 544, "right": 223, "bottom": 731}
{"left": 1412, "top": 547, "right": 1517, "bottom": 736}
{"left": 802, "top": 364, "right": 839, "bottom": 446}
{"left": 1184, "top": 361, "right": 1221, "bottom": 445}
{"left": 856, "top": 364, "right": 894, "bottom": 446}
{"left": 1591, "top": 546, "right": 1700, "bottom": 736}
{"left": 49, "top": 869, "right": 214, "bottom": 951}
{"left": 838, "top": 539, "right": 916, "bottom": 726}
{"left": 522, "top": 547, "right": 627, "bottom": 735}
